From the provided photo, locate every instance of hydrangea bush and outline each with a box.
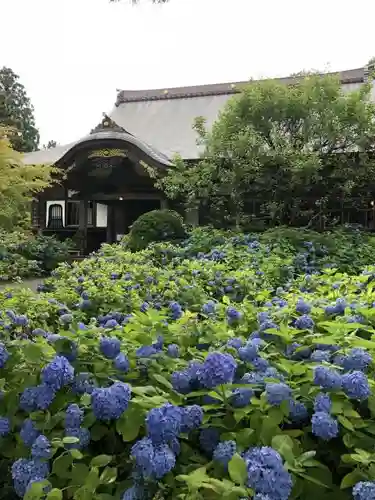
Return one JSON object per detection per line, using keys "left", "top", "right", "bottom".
{"left": 0, "top": 229, "right": 375, "bottom": 499}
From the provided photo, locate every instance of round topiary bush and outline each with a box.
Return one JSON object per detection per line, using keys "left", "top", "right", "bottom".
{"left": 127, "top": 209, "right": 186, "bottom": 251}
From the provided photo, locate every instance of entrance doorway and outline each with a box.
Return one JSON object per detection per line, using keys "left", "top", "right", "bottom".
{"left": 107, "top": 198, "right": 161, "bottom": 243}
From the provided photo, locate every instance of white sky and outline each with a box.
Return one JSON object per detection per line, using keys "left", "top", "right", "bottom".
{"left": 1, "top": 0, "right": 375, "bottom": 146}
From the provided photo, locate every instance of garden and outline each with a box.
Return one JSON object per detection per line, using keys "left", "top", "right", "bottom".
{"left": 0, "top": 220, "right": 375, "bottom": 500}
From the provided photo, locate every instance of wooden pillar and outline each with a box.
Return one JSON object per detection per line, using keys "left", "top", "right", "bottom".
{"left": 78, "top": 199, "right": 88, "bottom": 254}
{"left": 106, "top": 204, "right": 115, "bottom": 243}
{"left": 160, "top": 197, "right": 169, "bottom": 210}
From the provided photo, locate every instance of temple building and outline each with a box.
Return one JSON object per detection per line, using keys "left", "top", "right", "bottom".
{"left": 23, "top": 66, "right": 374, "bottom": 254}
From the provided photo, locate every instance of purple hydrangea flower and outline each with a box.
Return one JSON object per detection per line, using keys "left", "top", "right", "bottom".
{"left": 167, "top": 344, "right": 180, "bottom": 358}
{"left": 20, "top": 384, "right": 56, "bottom": 412}
{"left": 289, "top": 400, "right": 308, "bottom": 422}
{"left": 342, "top": 348, "right": 372, "bottom": 372}
{"left": 231, "top": 387, "right": 253, "bottom": 408}
{"left": 11, "top": 458, "right": 50, "bottom": 498}
{"left": 238, "top": 341, "right": 259, "bottom": 362}
{"left": 296, "top": 299, "right": 311, "bottom": 314}
{"left": 0, "top": 342, "right": 9, "bottom": 368}
{"left": 181, "top": 405, "right": 203, "bottom": 433}
{"left": 65, "top": 404, "right": 84, "bottom": 429}
{"left": 65, "top": 427, "right": 91, "bottom": 449}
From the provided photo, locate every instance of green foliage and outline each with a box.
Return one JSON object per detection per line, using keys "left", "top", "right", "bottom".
{"left": 2, "top": 228, "right": 375, "bottom": 497}
{"left": 160, "top": 72, "right": 375, "bottom": 227}
{"left": 0, "top": 128, "right": 56, "bottom": 230}
{"left": 0, "top": 67, "right": 39, "bottom": 152}
{"left": 0, "top": 230, "right": 73, "bottom": 280}
{"left": 127, "top": 209, "right": 186, "bottom": 251}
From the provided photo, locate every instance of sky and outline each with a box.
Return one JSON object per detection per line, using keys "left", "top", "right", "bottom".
{"left": 1, "top": 0, "right": 375, "bottom": 146}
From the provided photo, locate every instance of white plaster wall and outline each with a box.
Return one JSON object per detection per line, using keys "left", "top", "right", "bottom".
{"left": 96, "top": 203, "right": 108, "bottom": 227}
{"left": 46, "top": 200, "right": 65, "bottom": 227}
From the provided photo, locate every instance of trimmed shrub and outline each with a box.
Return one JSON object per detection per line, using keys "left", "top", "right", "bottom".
{"left": 127, "top": 209, "right": 186, "bottom": 251}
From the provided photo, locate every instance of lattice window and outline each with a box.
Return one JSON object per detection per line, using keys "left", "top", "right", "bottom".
{"left": 66, "top": 201, "right": 94, "bottom": 227}
{"left": 47, "top": 204, "right": 63, "bottom": 229}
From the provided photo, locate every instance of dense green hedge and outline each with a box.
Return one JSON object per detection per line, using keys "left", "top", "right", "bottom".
{"left": 0, "top": 228, "right": 374, "bottom": 498}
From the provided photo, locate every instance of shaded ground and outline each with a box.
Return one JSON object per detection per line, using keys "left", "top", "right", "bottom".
{"left": 0, "top": 278, "right": 44, "bottom": 293}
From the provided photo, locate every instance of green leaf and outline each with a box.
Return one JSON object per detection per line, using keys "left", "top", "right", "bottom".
{"left": 338, "top": 415, "right": 355, "bottom": 431}
{"left": 63, "top": 436, "right": 80, "bottom": 444}
{"left": 90, "top": 455, "right": 112, "bottom": 468}
{"left": 46, "top": 489, "right": 63, "bottom": 500}
{"left": 100, "top": 466, "right": 117, "bottom": 484}
{"left": 70, "top": 449, "right": 83, "bottom": 460}
{"left": 85, "top": 466, "right": 100, "bottom": 492}
{"left": 340, "top": 469, "right": 364, "bottom": 489}
{"left": 152, "top": 373, "right": 173, "bottom": 390}
{"left": 71, "top": 464, "right": 90, "bottom": 485}
{"left": 23, "top": 343, "right": 44, "bottom": 363}
{"left": 228, "top": 453, "right": 247, "bottom": 486}
{"left": 52, "top": 453, "right": 72, "bottom": 478}
{"left": 271, "top": 434, "right": 295, "bottom": 464}
{"left": 116, "top": 407, "right": 143, "bottom": 442}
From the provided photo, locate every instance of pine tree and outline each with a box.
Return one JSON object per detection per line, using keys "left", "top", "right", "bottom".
{"left": 0, "top": 67, "right": 39, "bottom": 153}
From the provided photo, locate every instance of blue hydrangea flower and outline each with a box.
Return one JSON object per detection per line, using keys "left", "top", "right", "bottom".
{"left": 100, "top": 337, "right": 121, "bottom": 359}
{"left": 167, "top": 344, "right": 180, "bottom": 358}
{"left": 0, "top": 416, "right": 10, "bottom": 437}
{"left": 311, "top": 412, "right": 339, "bottom": 440}
{"left": 0, "top": 342, "right": 9, "bottom": 368}
{"left": 226, "top": 307, "right": 242, "bottom": 323}
{"left": 238, "top": 341, "right": 259, "bottom": 362}
{"left": 136, "top": 345, "right": 158, "bottom": 358}
{"left": 342, "top": 348, "right": 372, "bottom": 372}
{"left": 311, "top": 350, "right": 331, "bottom": 363}
{"left": 213, "top": 440, "right": 236, "bottom": 468}
{"left": 181, "top": 405, "right": 203, "bottom": 433}
{"left": 104, "top": 319, "right": 118, "bottom": 329}
{"left": 289, "top": 400, "right": 308, "bottom": 422}
{"left": 72, "top": 372, "right": 96, "bottom": 395}
{"left": 252, "top": 357, "right": 270, "bottom": 372}
{"left": 131, "top": 437, "right": 155, "bottom": 477}
{"left": 65, "top": 427, "right": 90, "bottom": 449}
{"left": 197, "top": 352, "right": 237, "bottom": 389}
{"left": 146, "top": 403, "right": 182, "bottom": 444}
{"left": 265, "top": 383, "right": 292, "bottom": 406}
{"left": 20, "top": 419, "right": 40, "bottom": 447}
{"left": 231, "top": 388, "right": 253, "bottom": 408}
{"left": 169, "top": 302, "right": 183, "bottom": 320}
{"left": 295, "top": 314, "right": 314, "bottom": 330}
{"left": 259, "top": 320, "right": 278, "bottom": 333}
{"left": 152, "top": 444, "right": 176, "bottom": 478}
{"left": 199, "top": 427, "right": 220, "bottom": 455}
{"left": 202, "top": 301, "right": 216, "bottom": 315}
{"left": 171, "top": 362, "right": 202, "bottom": 394}
{"left": 92, "top": 382, "right": 131, "bottom": 420}
{"left": 227, "top": 337, "right": 243, "bottom": 349}
{"left": 41, "top": 355, "right": 74, "bottom": 390}
{"left": 313, "top": 366, "right": 342, "bottom": 390}
{"left": 32, "top": 328, "right": 46, "bottom": 337}
{"left": 65, "top": 404, "right": 84, "bottom": 429}
{"left": 114, "top": 353, "right": 130, "bottom": 372}
{"left": 314, "top": 393, "right": 332, "bottom": 413}
{"left": 11, "top": 458, "right": 50, "bottom": 498}
{"left": 342, "top": 371, "right": 371, "bottom": 400}
{"left": 245, "top": 447, "right": 292, "bottom": 500}
{"left": 122, "top": 485, "right": 148, "bottom": 500}
{"left": 31, "top": 435, "right": 52, "bottom": 459}
{"left": 20, "top": 384, "right": 56, "bottom": 412}
{"left": 296, "top": 299, "right": 311, "bottom": 314}
{"left": 353, "top": 481, "right": 375, "bottom": 500}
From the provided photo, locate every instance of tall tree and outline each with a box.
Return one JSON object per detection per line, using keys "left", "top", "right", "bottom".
{"left": 0, "top": 127, "right": 54, "bottom": 229}
{"left": 0, "top": 67, "right": 39, "bottom": 153}
{"left": 159, "top": 72, "right": 375, "bottom": 227}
